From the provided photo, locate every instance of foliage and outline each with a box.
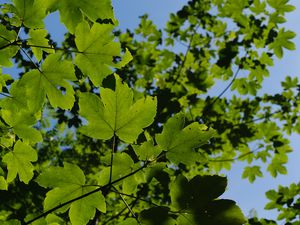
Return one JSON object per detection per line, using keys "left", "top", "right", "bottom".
{"left": 0, "top": 0, "right": 298, "bottom": 224}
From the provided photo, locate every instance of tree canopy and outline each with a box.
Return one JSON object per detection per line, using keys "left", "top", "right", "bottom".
{"left": 0, "top": 0, "right": 299, "bottom": 224}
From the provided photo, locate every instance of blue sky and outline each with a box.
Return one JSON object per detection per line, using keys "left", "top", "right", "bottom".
{"left": 1, "top": 0, "right": 300, "bottom": 220}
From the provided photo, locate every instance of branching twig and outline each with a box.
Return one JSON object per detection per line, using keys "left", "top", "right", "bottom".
{"left": 112, "top": 186, "right": 140, "bottom": 224}
{"left": 172, "top": 24, "right": 200, "bottom": 85}
{"left": 111, "top": 189, "right": 159, "bottom": 207}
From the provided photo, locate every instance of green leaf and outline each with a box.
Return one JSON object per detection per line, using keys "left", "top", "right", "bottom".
{"left": 156, "top": 113, "right": 215, "bottom": 164}
{"left": 19, "top": 53, "right": 76, "bottom": 109}
{"left": 0, "top": 68, "right": 12, "bottom": 90}
{"left": 0, "top": 25, "right": 18, "bottom": 67}
{"left": 2, "top": 109, "right": 42, "bottom": 143}
{"left": 37, "top": 163, "right": 106, "bottom": 225}
{"left": 48, "top": 0, "right": 114, "bottom": 33}
{"left": 97, "top": 152, "right": 134, "bottom": 185}
{"left": 2, "top": 220, "right": 21, "bottom": 225}
{"left": 139, "top": 207, "right": 176, "bottom": 225}
{"left": 0, "top": 176, "right": 8, "bottom": 190}
{"left": 267, "top": 154, "right": 288, "bottom": 177}
{"left": 79, "top": 74, "right": 157, "bottom": 143}
{"left": 176, "top": 200, "right": 245, "bottom": 225}
{"left": 199, "top": 200, "right": 246, "bottom": 225}
{"left": 281, "top": 76, "right": 298, "bottom": 89}
{"left": 75, "top": 22, "right": 132, "bottom": 86}
{"left": 250, "top": 0, "right": 266, "bottom": 14}
{"left": 242, "top": 165, "right": 263, "bottom": 183}
{"left": 268, "top": 28, "right": 296, "bottom": 58}
{"left": 3, "top": 140, "right": 37, "bottom": 184}
{"left": 170, "top": 175, "right": 227, "bottom": 211}
{"left": 0, "top": 78, "right": 44, "bottom": 115}
{"left": 45, "top": 214, "right": 64, "bottom": 225}
{"left": 28, "top": 29, "right": 54, "bottom": 61}
{"left": 8, "top": 0, "right": 46, "bottom": 28}
{"left": 117, "top": 218, "right": 138, "bottom": 225}
{"left": 132, "top": 140, "right": 162, "bottom": 161}
{"left": 267, "top": 0, "right": 295, "bottom": 14}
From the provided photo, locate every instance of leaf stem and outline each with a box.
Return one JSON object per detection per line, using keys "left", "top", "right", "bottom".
{"left": 109, "top": 135, "right": 116, "bottom": 185}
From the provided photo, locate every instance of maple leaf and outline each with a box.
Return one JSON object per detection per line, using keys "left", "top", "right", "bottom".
{"left": 79, "top": 74, "right": 157, "bottom": 143}
{"left": 3, "top": 140, "right": 37, "bottom": 184}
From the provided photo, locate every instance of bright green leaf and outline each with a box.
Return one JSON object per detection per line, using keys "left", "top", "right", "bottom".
{"left": 75, "top": 22, "right": 131, "bottom": 86}
{"left": 2, "top": 109, "right": 42, "bottom": 143}
{"left": 19, "top": 53, "right": 76, "bottom": 109}
{"left": 48, "top": 0, "right": 114, "bottom": 33}
{"left": 0, "top": 25, "right": 18, "bottom": 67}
{"left": 268, "top": 28, "right": 296, "bottom": 58}
{"left": 0, "top": 68, "right": 12, "bottom": 90}
{"left": 132, "top": 140, "right": 162, "bottom": 161}
{"left": 3, "top": 140, "right": 37, "bottom": 183}
{"left": 37, "top": 163, "right": 106, "bottom": 225}
{"left": 98, "top": 152, "right": 134, "bottom": 185}
{"left": 9, "top": 0, "right": 45, "bottom": 28}
{"left": 79, "top": 74, "right": 157, "bottom": 143}
{"left": 242, "top": 165, "right": 263, "bottom": 182}
{"left": 0, "top": 176, "right": 8, "bottom": 190}
{"left": 28, "top": 29, "right": 54, "bottom": 61}
{"left": 156, "top": 113, "right": 215, "bottom": 164}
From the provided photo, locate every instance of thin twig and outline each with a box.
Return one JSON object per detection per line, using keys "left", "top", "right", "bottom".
{"left": 0, "top": 92, "right": 12, "bottom": 98}
{"left": 15, "top": 26, "right": 22, "bottom": 41}
{"left": 172, "top": 24, "right": 200, "bottom": 85}
{"left": 209, "top": 146, "right": 261, "bottom": 163}
{"left": 19, "top": 47, "right": 42, "bottom": 72}
{"left": 112, "top": 186, "right": 140, "bottom": 224}
{"left": 111, "top": 189, "right": 160, "bottom": 208}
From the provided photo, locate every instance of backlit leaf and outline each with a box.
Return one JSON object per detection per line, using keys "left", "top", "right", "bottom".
{"left": 0, "top": 25, "right": 18, "bottom": 67}
{"left": 3, "top": 140, "right": 37, "bottom": 183}
{"left": 75, "top": 21, "right": 132, "bottom": 86}
{"left": 19, "top": 53, "right": 76, "bottom": 109}
{"left": 1, "top": 109, "right": 42, "bottom": 143}
{"left": 37, "top": 163, "right": 106, "bottom": 225}
{"left": 28, "top": 29, "right": 54, "bottom": 61}
{"left": 8, "top": 0, "right": 45, "bottom": 28}
{"left": 47, "top": 0, "right": 114, "bottom": 33}
{"left": 79, "top": 74, "right": 156, "bottom": 143}
{"left": 156, "top": 113, "right": 215, "bottom": 164}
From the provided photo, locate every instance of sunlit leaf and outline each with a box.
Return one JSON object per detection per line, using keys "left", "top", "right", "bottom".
{"left": 79, "top": 74, "right": 156, "bottom": 143}
{"left": 156, "top": 113, "right": 215, "bottom": 164}
{"left": 37, "top": 163, "right": 106, "bottom": 225}
{"left": 3, "top": 140, "right": 37, "bottom": 183}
